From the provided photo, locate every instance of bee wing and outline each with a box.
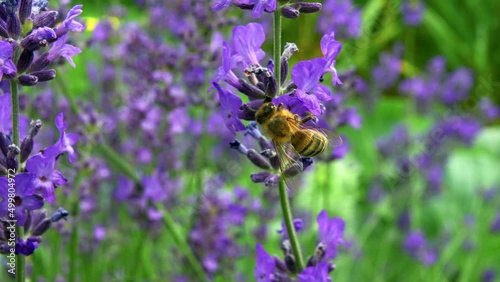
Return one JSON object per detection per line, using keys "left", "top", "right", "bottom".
{"left": 286, "top": 118, "right": 343, "bottom": 148}
{"left": 272, "top": 140, "right": 304, "bottom": 192}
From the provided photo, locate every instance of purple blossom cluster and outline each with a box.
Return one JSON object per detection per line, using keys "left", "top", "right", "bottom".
{"left": 255, "top": 210, "right": 346, "bottom": 281}
{"left": 0, "top": 0, "right": 83, "bottom": 256}
{"left": 213, "top": 22, "right": 361, "bottom": 188}
{"left": 0, "top": 2, "right": 83, "bottom": 87}
{"left": 0, "top": 106, "right": 77, "bottom": 255}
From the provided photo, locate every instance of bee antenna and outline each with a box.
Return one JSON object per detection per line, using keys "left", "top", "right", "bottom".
{"left": 264, "top": 96, "right": 272, "bottom": 103}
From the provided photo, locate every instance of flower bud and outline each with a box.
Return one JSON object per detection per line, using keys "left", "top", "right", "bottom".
{"left": 247, "top": 149, "right": 272, "bottom": 170}
{"left": 292, "top": 2, "right": 322, "bottom": 13}
{"left": 7, "top": 13, "right": 21, "bottom": 39}
{"left": 0, "top": 5, "right": 7, "bottom": 21}
{"left": 237, "top": 78, "right": 266, "bottom": 99}
{"left": 6, "top": 144, "right": 20, "bottom": 171}
{"left": 0, "top": 18, "right": 8, "bottom": 37}
{"left": 20, "top": 27, "right": 56, "bottom": 51}
{"left": 18, "top": 74, "right": 38, "bottom": 86}
{"left": 20, "top": 119, "right": 42, "bottom": 163}
{"left": 250, "top": 171, "right": 270, "bottom": 183}
{"left": 229, "top": 140, "right": 248, "bottom": 155}
{"left": 50, "top": 207, "right": 69, "bottom": 222}
{"left": 16, "top": 49, "right": 34, "bottom": 73}
{"left": 281, "top": 6, "right": 300, "bottom": 19}
{"left": 264, "top": 75, "right": 278, "bottom": 98}
{"left": 238, "top": 100, "right": 263, "bottom": 121}
{"left": 232, "top": 3, "right": 254, "bottom": 10}
{"left": 280, "top": 43, "right": 298, "bottom": 85}
{"left": 30, "top": 69, "right": 56, "bottom": 82}
{"left": 273, "top": 256, "right": 288, "bottom": 273}
{"left": 33, "top": 10, "right": 58, "bottom": 28}
{"left": 0, "top": 132, "right": 11, "bottom": 157}
{"left": 264, "top": 173, "right": 279, "bottom": 187}
{"left": 284, "top": 254, "right": 297, "bottom": 273}
{"left": 19, "top": 0, "right": 32, "bottom": 23}
{"left": 31, "top": 218, "right": 51, "bottom": 236}
{"left": 306, "top": 242, "right": 326, "bottom": 267}
{"left": 28, "top": 52, "right": 50, "bottom": 72}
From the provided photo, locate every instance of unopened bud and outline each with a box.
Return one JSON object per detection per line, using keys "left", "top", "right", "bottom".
{"left": 7, "top": 13, "right": 21, "bottom": 39}
{"left": 18, "top": 74, "right": 38, "bottom": 86}
{"left": 30, "top": 69, "right": 56, "bottom": 82}
{"left": 19, "top": 0, "right": 33, "bottom": 24}
{"left": 33, "top": 11, "right": 58, "bottom": 28}
{"left": 281, "top": 6, "right": 300, "bottom": 19}
{"left": 0, "top": 18, "right": 8, "bottom": 37}
{"left": 6, "top": 144, "right": 20, "bottom": 171}
{"left": 17, "top": 49, "right": 34, "bottom": 73}
{"left": 247, "top": 149, "right": 272, "bottom": 170}
{"left": 237, "top": 78, "right": 266, "bottom": 99}
{"left": 292, "top": 2, "right": 322, "bottom": 13}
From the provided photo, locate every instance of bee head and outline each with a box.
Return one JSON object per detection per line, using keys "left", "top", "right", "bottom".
{"left": 255, "top": 102, "right": 276, "bottom": 124}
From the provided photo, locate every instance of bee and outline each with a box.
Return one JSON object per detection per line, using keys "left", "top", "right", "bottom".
{"left": 255, "top": 102, "right": 342, "bottom": 178}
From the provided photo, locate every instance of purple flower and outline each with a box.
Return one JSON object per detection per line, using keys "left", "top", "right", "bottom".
{"left": 318, "top": 0, "right": 362, "bottom": 38}
{"left": 317, "top": 210, "right": 346, "bottom": 260}
{"left": 251, "top": 0, "right": 276, "bottom": 19}
{"left": 26, "top": 153, "right": 67, "bottom": 203}
{"left": 53, "top": 112, "right": 79, "bottom": 162}
{"left": 292, "top": 58, "right": 332, "bottom": 115}
{"left": 47, "top": 34, "right": 82, "bottom": 68}
{"left": 320, "top": 32, "right": 343, "bottom": 85}
{"left": 0, "top": 41, "right": 17, "bottom": 80}
{"left": 212, "top": 0, "right": 232, "bottom": 11}
{"left": 482, "top": 269, "right": 496, "bottom": 282}
{"left": 403, "top": 231, "right": 437, "bottom": 265}
{"left": 0, "top": 94, "right": 12, "bottom": 133}
{"left": 440, "top": 68, "right": 473, "bottom": 106}
{"left": 213, "top": 82, "right": 246, "bottom": 135}
{"left": 0, "top": 173, "right": 44, "bottom": 226}
{"left": 337, "top": 108, "right": 361, "bottom": 129}
{"left": 480, "top": 97, "right": 499, "bottom": 121}
{"left": 231, "top": 23, "right": 266, "bottom": 68}
{"left": 401, "top": 0, "right": 425, "bottom": 26}
{"left": 372, "top": 46, "right": 403, "bottom": 90}
{"left": 210, "top": 41, "right": 240, "bottom": 90}
{"left": 254, "top": 244, "right": 275, "bottom": 282}
{"left": 15, "top": 238, "right": 39, "bottom": 256}
{"left": 55, "top": 5, "right": 85, "bottom": 37}
{"left": 277, "top": 218, "right": 303, "bottom": 239}
{"left": 298, "top": 262, "right": 331, "bottom": 282}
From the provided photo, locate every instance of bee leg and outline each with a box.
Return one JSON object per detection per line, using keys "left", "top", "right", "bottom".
{"left": 293, "top": 114, "right": 301, "bottom": 122}
{"left": 277, "top": 103, "right": 285, "bottom": 111}
{"left": 300, "top": 112, "right": 318, "bottom": 124}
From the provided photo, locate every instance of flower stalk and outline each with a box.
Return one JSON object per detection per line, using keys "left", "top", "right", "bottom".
{"left": 273, "top": 10, "right": 282, "bottom": 92}
{"left": 278, "top": 179, "right": 305, "bottom": 272}
{"left": 11, "top": 76, "right": 25, "bottom": 282}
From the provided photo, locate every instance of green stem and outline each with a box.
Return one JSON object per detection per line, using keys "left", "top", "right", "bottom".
{"left": 15, "top": 225, "right": 25, "bottom": 282}
{"left": 273, "top": 10, "right": 282, "bottom": 93}
{"left": 11, "top": 79, "right": 24, "bottom": 282}
{"left": 157, "top": 203, "right": 209, "bottom": 282}
{"left": 10, "top": 80, "right": 20, "bottom": 149}
{"left": 278, "top": 179, "right": 305, "bottom": 272}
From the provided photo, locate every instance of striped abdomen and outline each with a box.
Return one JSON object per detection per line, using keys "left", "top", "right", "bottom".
{"left": 291, "top": 129, "right": 328, "bottom": 157}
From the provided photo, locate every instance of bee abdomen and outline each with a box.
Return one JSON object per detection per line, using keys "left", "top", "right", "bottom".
{"left": 291, "top": 130, "right": 328, "bottom": 157}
